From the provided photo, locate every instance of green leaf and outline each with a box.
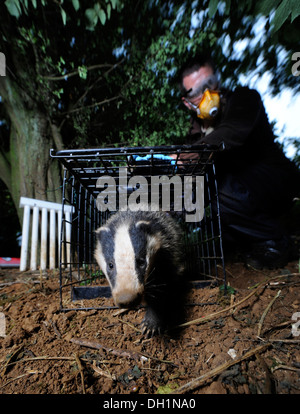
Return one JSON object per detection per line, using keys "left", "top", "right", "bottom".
{"left": 255, "top": 0, "right": 281, "bottom": 15}
{"left": 106, "top": 3, "right": 111, "bottom": 19}
{"left": 85, "top": 8, "right": 98, "bottom": 29}
{"left": 31, "top": 0, "right": 37, "bottom": 8}
{"left": 78, "top": 65, "right": 87, "bottom": 79}
{"left": 111, "top": 0, "right": 117, "bottom": 9}
{"left": 23, "top": 0, "right": 28, "bottom": 11}
{"left": 208, "top": 0, "right": 219, "bottom": 18}
{"left": 272, "top": 0, "right": 291, "bottom": 32}
{"left": 219, "top": 284, "right": 235, "bottom": 295}
{"left": 61, "top": 8, "right": 67, "bottom": 25}
{"left": 224, "top": 0, "right": 231, "bottom": 15}
{"left": 72, "top": 0, "right": 80, "bottom": 12}
{"left": 52, "top": 88, "right": 64, "bottom": 99}
{"left": 156, "top": 383, "right": 179, "bottom": 394}
{"left": 98, "top": 9, "right": 106, "bottom": 25}
{"left": 290, "top": 0, "right": 300, "bottom": 22}
{"left": 5, "top": 0, "right": 21, "bottom": 18}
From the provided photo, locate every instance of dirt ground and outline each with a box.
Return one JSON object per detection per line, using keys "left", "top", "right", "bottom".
{"left": 0, "top": 258, "right": 300, "bottom": 395}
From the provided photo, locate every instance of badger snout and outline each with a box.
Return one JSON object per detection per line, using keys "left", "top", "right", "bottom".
{"left": 113, "top": 289, "right": 143, "bottom": 309}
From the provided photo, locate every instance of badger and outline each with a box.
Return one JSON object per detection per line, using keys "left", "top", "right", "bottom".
{"left": 95, "top": 209, "right": 186, "bottom": 336}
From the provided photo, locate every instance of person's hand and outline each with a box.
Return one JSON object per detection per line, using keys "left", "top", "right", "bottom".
{"left": 168, "top": 153, "right": 184, "bottom": 164}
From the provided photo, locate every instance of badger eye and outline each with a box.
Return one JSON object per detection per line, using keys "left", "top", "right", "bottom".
{"left": 136, "top": 257, "right": 146, "bottom": 268}
{"left": 108, "top": 262, "right": 114, "bottom": 269}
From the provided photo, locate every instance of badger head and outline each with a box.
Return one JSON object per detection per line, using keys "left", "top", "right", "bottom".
{"left": 95, "top": 219, "right": 161, "bottom": 309}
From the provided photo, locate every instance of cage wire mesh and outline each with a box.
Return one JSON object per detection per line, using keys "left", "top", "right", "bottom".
{"left": 50, "top": 145, "right": 226, "bottom": 311}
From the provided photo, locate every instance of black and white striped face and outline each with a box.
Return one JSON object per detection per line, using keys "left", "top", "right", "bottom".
{"left": 95, "top": 219, "right": 161, "bottom": 308}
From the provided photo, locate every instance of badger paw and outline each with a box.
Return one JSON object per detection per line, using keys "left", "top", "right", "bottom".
{"left": 141, "top": 307, "right": 165, "bottom": 337}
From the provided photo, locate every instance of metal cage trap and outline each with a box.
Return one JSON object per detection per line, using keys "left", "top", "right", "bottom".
{"left": 50, "top": 144, "right": 226, "bottom": 311}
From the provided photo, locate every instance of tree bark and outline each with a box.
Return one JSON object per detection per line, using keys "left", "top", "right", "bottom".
{"left": 0, "top": 75, "right": 62, "bottom": 224}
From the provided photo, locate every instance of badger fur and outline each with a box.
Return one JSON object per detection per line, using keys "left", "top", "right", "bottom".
{"left": 95, "top": 209, "right": 185, "bottom": 336}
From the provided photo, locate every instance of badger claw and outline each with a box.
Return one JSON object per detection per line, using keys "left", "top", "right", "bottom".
{"left": 141, "top": 321, "right": 162, "bottom": 338}
{"left": 141, "top": 308, "right": 164, "bottom": 337}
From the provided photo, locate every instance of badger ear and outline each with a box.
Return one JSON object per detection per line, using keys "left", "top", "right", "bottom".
{"left": 95, "top": 226, "right": 110, "bottom": 241}
{"left": 135, "top": 220, "right": 152, "bottom": 234}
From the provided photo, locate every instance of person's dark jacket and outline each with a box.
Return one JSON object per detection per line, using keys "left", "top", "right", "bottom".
{"left": 184, "top": 86, "right": 300, "bottom": 213}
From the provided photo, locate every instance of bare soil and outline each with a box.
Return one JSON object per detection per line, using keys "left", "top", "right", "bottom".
{"left": 0, "top": 259, "right": 300, "bottom": 395}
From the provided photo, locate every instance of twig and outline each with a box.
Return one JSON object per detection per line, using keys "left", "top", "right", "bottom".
{"left": 0, "top": 281, "right": 39, "bottom": 288}
{"left": 92, "top": 361, "right": 116, "bottom": 380}
{"left": 230, "top": 294, "right": 235, "bottom": 314}
{"left": 267, "top": 338, "right": 300, "bottom": 344}
{"left": 0, "top": 345, "right": 24, "bottom": 377}
{"left": 50, "top": 319, "right": 62, "bottom": 339}
{"left": 272, "top": 364, "right": 300, "bottom": 373}
{"left": 256, "top": 354, "right": 276, "bottom": 394}
{"left": 178, "top": 274, "right": 299, "bottom": 329}
{"left": 41, "top": 63, "right": 114, "bottom": 80}
{"left": 112, "top": 308, "right": 129, "bottom": 317}
{"left": 69, "top": 337, "right": 175, "bottom": 365}
{"left": 257, "top": 290, "right": 281, "bottom": 338}
{"left": 0, "top": 355, "right": 97, "bottom": 373}
{"left": 4, "top": 356, "right": 75, "bottom": 368}
{"left": 74, "top": 353, "right": 86, "bottom": 394}
{"left": 205, "top": 353, "right": 214, "bottom": 364}
{"left": 117, "top": 318, "right": 142, "bottom": 333}
{"left": 70, "top": 337, "right": 142, "bottom": 362}
{"left": 171, "top": 343, "right": 270, "bottom": 394}
{"left": 0, "top": 370, "right": 41, "bottom": 390}
{"left": 73, "top": 58, "right": 125, "bottom": 108}
{"left": 178, "top": 279, "right": 265, "bottom": 328}
{"left": 39, "top": 268, "right": 44, "bottom": 289}
{"left": 63, "top": 94, "right": 121, "bottom": 115}
{"left": 262, "top": 320, "right": 292, "bottom": 335}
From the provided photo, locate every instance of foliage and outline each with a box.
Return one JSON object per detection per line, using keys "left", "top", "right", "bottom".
{"left": 117, "top": 0, "right": 300, "bottom": 145}
{"left": 0, "top": 0, "right": 299, "bottom": 204}
{"left": 207, "top": 0, "right": 300, "bottom": 33}
{"left": 4, "top": 0, "right": 121, "bottom": 27}
{"left": 286, "top": 138, "right": 300, "bottom": 167}
{"left": 254, "top": 0, "right": 300, "bottom": 32}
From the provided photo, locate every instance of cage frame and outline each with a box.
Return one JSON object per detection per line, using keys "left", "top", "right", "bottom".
{"left": 50, "top": 144, "right": 226, "bottom": 312}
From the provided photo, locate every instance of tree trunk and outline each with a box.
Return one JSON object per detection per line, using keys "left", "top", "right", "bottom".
{"left": 0, "top": 76, "right": 62, "bottom": 224}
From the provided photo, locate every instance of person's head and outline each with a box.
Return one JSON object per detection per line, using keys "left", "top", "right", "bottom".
{"left": 178, "top": 54, "right": 220, "bottom": 120}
